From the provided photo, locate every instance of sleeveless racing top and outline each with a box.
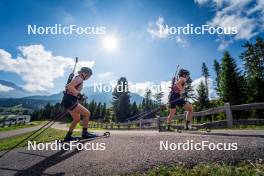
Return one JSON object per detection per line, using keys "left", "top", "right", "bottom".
{"left": 171, "top": 78, "right": 186, "bottom": 93}
{"left": 66, "top": 75, "right": 83, "bottom": 96}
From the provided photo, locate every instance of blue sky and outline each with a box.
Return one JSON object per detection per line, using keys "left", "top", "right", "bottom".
{"left": 0, "top": 0, "right": 263, "bottom": 97}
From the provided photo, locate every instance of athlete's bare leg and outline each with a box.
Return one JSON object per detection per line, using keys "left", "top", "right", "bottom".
{"left": 183, "top": 103, "right": 193, "bottom": 129}
{"left": 167, "top": 108, "right": 177, "bottom": 124}
{"left": 183, "top": 103, "right": 193, "bottom": 121}
{"left": 68, "top": 111, "right": 80, "bottom": 132}
{"left": 68, "top": 104, "right": 90, "bottom": 132}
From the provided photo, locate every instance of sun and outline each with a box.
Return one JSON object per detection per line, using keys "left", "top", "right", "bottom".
{"left": 102, "top": 35, "right": 118, "bottom": 51}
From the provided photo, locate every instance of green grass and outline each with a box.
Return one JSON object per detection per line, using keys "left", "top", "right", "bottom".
{"left": 132, "top": 162, "right": 264, "bottom": 176}
{"left": 0, "top": 128, "right": 80, "bottom": 151}
{"left": 231, "top": 125, "right": 264, "bottom": 130}
{"left": 0, "top": 120, "right": 48, "bottom": 132}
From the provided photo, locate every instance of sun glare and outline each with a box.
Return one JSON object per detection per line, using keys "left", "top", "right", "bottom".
{"left": 102, "top": 35, "right": 118, "bottom": 51}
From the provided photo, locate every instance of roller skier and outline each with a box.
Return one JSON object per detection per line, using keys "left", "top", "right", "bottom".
{"left": 61, "top": 64, "right": 97, "bottom": 141}
{"left": 167, "top": 68, "right": 194, "bottom": 131}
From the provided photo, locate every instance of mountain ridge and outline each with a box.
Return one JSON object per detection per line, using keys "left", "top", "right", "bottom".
{"left": 0, "top": 80, "right": 144, "bottom": 109}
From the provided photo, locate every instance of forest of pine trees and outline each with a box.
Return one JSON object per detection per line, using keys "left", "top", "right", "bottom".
{"left": 31, "top": 37, "right": 264, "bottom": 122}
{"left": 194, "top": 37, "right": 264, "bottom": 120}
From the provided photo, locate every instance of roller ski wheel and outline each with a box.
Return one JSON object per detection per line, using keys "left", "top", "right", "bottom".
{"left": 177, "top": 129, "right": 182, "bottom": 133}
{"left": 206, "top": 128, "right": 211, "bottom": 133}
{"left": 104, "top": 132, "right": 110, "bottom": 137}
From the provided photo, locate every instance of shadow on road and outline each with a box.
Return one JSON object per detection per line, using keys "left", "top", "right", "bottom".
{"left": 0, "top": 137, "right": 107, "bottom": 176}
{"left": 0, "top": 148, "right": 80, "bottom": 176}
{"left": 190, "top": 132, "right": 264, "bottom": 138}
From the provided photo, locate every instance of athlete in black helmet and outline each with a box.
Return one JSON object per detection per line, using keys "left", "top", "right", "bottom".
{"left": 62, "top": 67, "right": 96, "bottom": 141}
{"left": 178, "top": 69, "right": 190, "bottom": 78}
{"left": 167, "top": 68, "right": 194, "bottom": 130}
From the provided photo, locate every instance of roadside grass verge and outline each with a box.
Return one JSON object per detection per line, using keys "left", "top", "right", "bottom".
{"left": 0, "top": 120, "right": 48, "bottom": 132}
{"left": 0, "top": 128, "right": 80, "bottom": 151}
{"left": 230, "top": 125, "right": 264, "bottom": 130}
{"left": 132, "top": 161, "right": 264, "bottom": 176}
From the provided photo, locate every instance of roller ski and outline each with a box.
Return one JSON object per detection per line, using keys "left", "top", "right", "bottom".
{"left": 60, "top": 131, "right": 110, "bottom": 143}
{"left": 174, "top": 121, "right": 211, "bottom": 133}
{"left": 166, "top": 124, "right": 175, "bottom": 132}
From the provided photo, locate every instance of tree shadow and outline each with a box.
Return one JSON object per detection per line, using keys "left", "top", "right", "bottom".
{"left": 0, "top": 136, "right": 108, "bottom": 176}
{"left": 1, "top": 148, "right": 80, "bottom": 176}
{"left": 189, "top": 131, "right": 264, "bottom": 138}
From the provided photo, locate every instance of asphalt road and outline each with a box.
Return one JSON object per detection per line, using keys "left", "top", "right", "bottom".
{"left": 0, "top": 125, "right": 45, "bottom": 139}
{"left": 0, "top": 130, "right": 264, "bottom": 176}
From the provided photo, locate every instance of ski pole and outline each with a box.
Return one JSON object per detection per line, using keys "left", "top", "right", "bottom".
{"left": 27, "top": 110, "right": 68, "bottom": 142}
{"left": 129, "top": 95, "right": 187, "bottom": 121}
{"left": 0, "top": 109, "right": 68, "bottom": 159}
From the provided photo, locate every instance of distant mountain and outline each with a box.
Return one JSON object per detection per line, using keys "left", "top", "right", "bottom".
{"left": 24, "top": 86, "right": 144, "bottom": 106}
{"left": 0, "top": 81, "right": 144, "bottom": 109}
{"left": 0, "top": 98, "right": 57, "bottom": 110}
{"left": 0, "top": 80, "right": 37, "bottom": 98}
{"left": 25, "top": 92, "right": 63, "bottom": 101}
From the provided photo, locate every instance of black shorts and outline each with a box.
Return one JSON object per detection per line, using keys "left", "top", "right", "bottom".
{"left": 169, "top": 92, "right": 187, "bottom": 109}
{"left": 61, "top": 94, "right": 78, "bottom": 110}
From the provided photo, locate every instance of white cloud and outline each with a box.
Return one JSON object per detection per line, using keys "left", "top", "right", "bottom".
{"left": 85, "top": 0, "right": 97, "bottom": 14}
{"left": 0, "top": 84, "right": 14, "bottom": 92}
{"left": 176, "top": 36, "right": 188, "bottom": 47}
{"left": 63, "top": 13, "right": 75, "bottom": 24}
{"left": 209, "top": 13, "right": 257, "bottom": 40}
{"left": 247, "top": 0, "right": 264, "bottom": 15}
{"left": 194, "top": 0, "right": 264, "bottom": 50}
{"left": 129, "top": 81, "right": 171, "bottom": 103}
{"left": 97, "top": 72, "right": 114, "bottom": 78}
{"left": 147, "top": 16, "right": 189, "bottom": 46}
{"left": 194, "top": 0, "right": 210, "bottom": 5}
{"left": 147, "top": 16, "right": 169, "bottom": 39}
{"left": 217, "top": 38, "right": 233, "bottom": 51}
{"left": 96, "top": 72, "right": 116, "bottom": 84}
{"left": 191, "top": 77, "right": 217, "bottom": 99}
{"left": 0, "top": 45, "right": 95, "bottom": 92}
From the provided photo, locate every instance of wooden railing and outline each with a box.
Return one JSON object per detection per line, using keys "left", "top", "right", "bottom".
{"left": 88, "top": 102, "right": 264, "bottom": 130}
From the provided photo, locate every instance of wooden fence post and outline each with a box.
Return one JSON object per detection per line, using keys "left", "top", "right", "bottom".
{"left": 139, "top": 118, "right": 142, "bottom": 129}
{"left": 157, "top": 117, "right": 161, "bottom": 131}
{"left": 224, "top": 102, "right": 233, "bottom": 128}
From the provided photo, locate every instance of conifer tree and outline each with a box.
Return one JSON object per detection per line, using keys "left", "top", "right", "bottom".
{"left": 219, "top": 52, "right": 246, "bottom": 104}
{"left": 112, "top": 77, "right": 131, "bottom": 122}
{"left": 241, "top": 37, "right": 264, "bottom": 103}
{"left": 202, "top": 62, "right": 210, "bottom": 98}
{"left": 131, "top": 101, "right": 139, "bottom": 116}
{"left": 213, "top": 60, "right": 221, "bottom": 95}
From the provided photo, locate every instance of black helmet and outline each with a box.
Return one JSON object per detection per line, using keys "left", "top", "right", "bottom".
{"left": 79, "top": 67, "right": 93, "bottom": 75}
{"left": 178, "top": 69, "right": 190, "bottom": 77}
